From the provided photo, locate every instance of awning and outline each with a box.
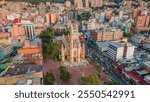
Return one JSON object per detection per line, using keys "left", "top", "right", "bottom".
{"left": 127, "top": 72, "right": 143, "bottom": 82}
{"left": 118, "top": 64, "right": 125, "bottom": 70}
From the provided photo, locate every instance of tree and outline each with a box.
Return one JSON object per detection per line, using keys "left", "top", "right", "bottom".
{"left": 93, "top": 60, "right": 97, "bottom": 66}
{"left": 39, "top": 28, "right": 70, "bottom": 60}
{"left": 47, "top": 43, "right": 59, "bottom": 61}
{"left": 80, "top": 74, "right": 101, "bottom": 85}
{"left": 60, "top": 66, "right": 71, "bottom": 81}
{"left": 44, "top": 72, "right": 55, "bottom": 85}
{"left": 79, "top": 11, "right": 91, "bottom": 21}
{"left": 123, "top": 31, "right": 134, "bottom": 38}
{"left": 50, "top": 43, "right": 59, "bottom": 57}
{"left": 96, "top": 65, "right": 103, "bottom": 73}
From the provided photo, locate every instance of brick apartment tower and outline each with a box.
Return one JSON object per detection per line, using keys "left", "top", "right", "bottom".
{"left": 66, "top": 0, "right": 71, "bottom": 8}
{"left": 74, "top": 0, "right": 83, "bottom": 9}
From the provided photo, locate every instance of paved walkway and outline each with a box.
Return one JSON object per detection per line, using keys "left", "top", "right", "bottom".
{"left": 43, "top": 58, "right": 100, "bottom": 85}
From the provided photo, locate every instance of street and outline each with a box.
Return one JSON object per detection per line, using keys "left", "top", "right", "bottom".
{"left": 85, "top": 41, "right": 127, "bottom": 85}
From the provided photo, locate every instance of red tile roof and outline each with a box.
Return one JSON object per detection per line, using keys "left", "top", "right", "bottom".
{"left": 17, "top": 47, "right": 42, "bottom": 54}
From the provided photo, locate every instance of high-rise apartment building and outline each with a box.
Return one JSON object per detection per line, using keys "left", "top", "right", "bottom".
{"left": 10, "top": 24, "right": 25, "bottom": 37}
{"left": 74, "top": 0, "right": 83, "bottom": 9}
{"left": 135, "top": 15, "right": 150, "bottom": 33}
{"left": 46, "top": 12, "right": 57, "bottom": 24}
{"left": 91, "top": 30, "right": 123, "bottom": 42}
{"left": 67, "top": 8, "right": 78, "bottom": 21}
{"left": 21, "top": 21, "right": 35, "bottom": 40}
{"left": 107, "top": 42, "right": 135, "bottom": 61}
{"left": 10, "top": 24, "right": 26, "bottom": 46}
{"left": 66, "top": 0, "right": 71, "bottom": 8}
{"left": 136, "top": 15, "right": 147, "bottom": 27}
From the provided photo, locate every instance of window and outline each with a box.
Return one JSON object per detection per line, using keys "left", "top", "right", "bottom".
{"left": 74, "top": 51, "right": 76, "bottom": 56}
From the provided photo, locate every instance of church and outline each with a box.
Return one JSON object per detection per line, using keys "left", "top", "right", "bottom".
{"left": 59, "top": 21, "right": 85, "bottom": 64}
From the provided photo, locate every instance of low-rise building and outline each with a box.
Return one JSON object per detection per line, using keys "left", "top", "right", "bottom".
{"left": 143, "top": 41, "right": 150, "bottom": 50}
{"left": 0, "top": 44, "right": 13, "bottom": 60}
{"left": 86, "top": 20, "right": 101, "bottom": 31}
{"left": 130, "top": 34, "right": 146, "bottom": 44}
{"left": 112, "top": 60, "right": 150, "bottom": 85}
{"left": 16, "top": 77, "right": 42, "bottom": 85}
{"left": 0, "top": 65, "right": 43, "bottom": 85}
{"left": 141, "top": 62, "right": 150, "bottom": 72}
{"left": 17, "top": 40, "right": 43, "bottom": 65}
{"left": 144, "top": 75, "right": 150, "bottom": 83}
{"left": 0, "top": 32, "right": 11, "bottom": 45}
{"left": 12, "top": 54, "right": 24, "bottom": 64}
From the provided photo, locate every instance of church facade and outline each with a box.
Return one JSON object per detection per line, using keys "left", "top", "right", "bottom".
{"left": 59, "top": 21, "right": 85, "bottom": 64}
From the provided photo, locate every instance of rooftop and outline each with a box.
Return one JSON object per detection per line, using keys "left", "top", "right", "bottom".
{"left": 131, "top": 34, "right": 146, "bottom": 39}
{"left": 0, "top": 63, "right": 9, "bottom": 73}
{"left": 109, "top": 42, "right": 124, "bottom": 48}
{"left": 125, "top": 65, "right": 140, "bottom": 72}
{"left": 0, "top": 45, "right": 12, "bottom": 51}
{"left": 142, "top": 62, "right": 150, "bottom": 68}
{"left": 0, "top": 32, "right": 10, "bottom": 38}
{"left": 30, "top": 38, "right": 42, "bottom": 46}
{"left": 20, "top": 21, "right": 34, "bottom": 25}
{"left": 2, "top": 65, "right": 42, "bottom": 77}
{"left": 17, "top": 47, "right": 42, "bottom": 54}
{"left": 16, "top": 77, "right": 42, "bottom": 85}
{"left": 97, "top": 41, "right": 110, "bottom": 51}
{"left": 144, "top": 75, "right": 150, "bottom": 82}
{"left": 136, "top": 70, "right": 149, "bottom": 75}
{"left": 126, "top": 71, "right": 143, "bottom": 82}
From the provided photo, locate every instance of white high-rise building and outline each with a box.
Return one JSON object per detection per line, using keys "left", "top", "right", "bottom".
{"left": 21, "top": 21, "right": 35, "bottom": 40}
{"left": 124, "top": 43, "right": 135, "bottom": 59}
{"left": 107, "top": 42, "right": 124, "bottom": 61}
{"left": 107, "top": 42, "right": 135, "bottom": 61}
